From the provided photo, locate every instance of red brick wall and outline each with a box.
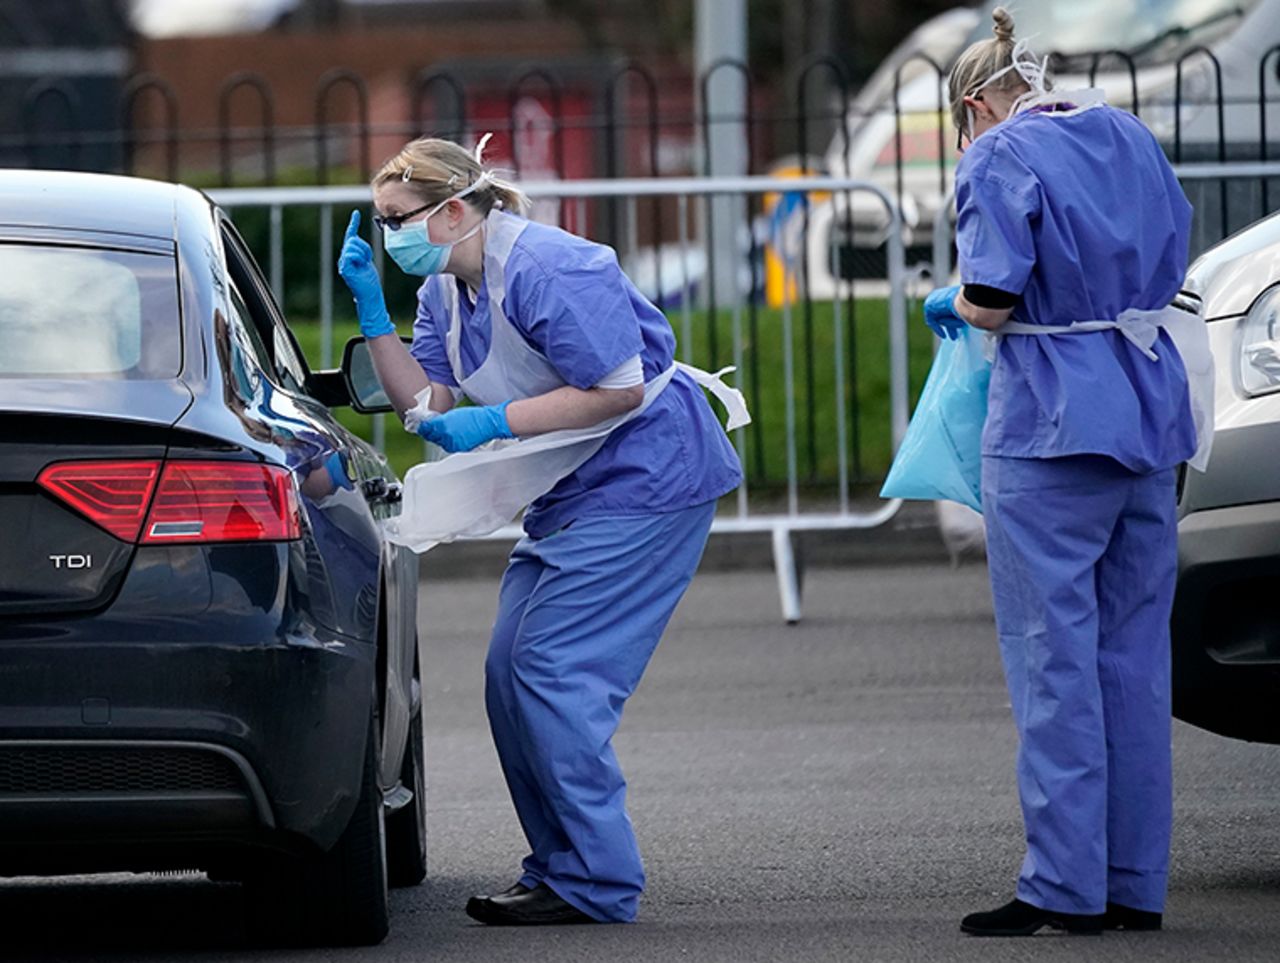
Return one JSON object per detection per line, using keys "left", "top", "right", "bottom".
{"left": 131, "top": 20, "right": 602, "bottom": 178}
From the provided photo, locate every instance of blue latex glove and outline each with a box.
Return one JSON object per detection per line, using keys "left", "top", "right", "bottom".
{"left": 323, "top": 450, "right": 354, "bottom": 491}
{"left": 924, "top": 285, "right": 966, "bottom": 341}
{"left": 338, "top": 210, "right": 395, "bottom": 339}
{"left": 416, "top": 403, "right": 515, "bottom": 453}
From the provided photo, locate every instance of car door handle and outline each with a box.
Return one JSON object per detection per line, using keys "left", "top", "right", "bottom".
{"left": 361, "top": 478, "right": 402, "bottom": 504}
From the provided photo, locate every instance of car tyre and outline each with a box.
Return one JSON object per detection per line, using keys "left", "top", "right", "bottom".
{"left": 387, "top": 656, "right": 427, "bottom": 887}
{"left": 245, "top": 713, "right": 389, "bottom": 947}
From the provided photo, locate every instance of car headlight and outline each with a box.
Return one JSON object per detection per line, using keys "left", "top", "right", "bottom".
{"left": 1240, "top": 287, "right": 1280, "bottom": 397}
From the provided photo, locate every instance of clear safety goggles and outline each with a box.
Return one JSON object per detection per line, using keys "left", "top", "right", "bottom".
{"left": 373, "top": 173, "right": 492, "bottom": 232}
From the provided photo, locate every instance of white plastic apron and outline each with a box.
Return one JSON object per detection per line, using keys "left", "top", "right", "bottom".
{"left": 994, "top": 303, "right": 1215, "bottom": 472}
{"left": 385, "top": 211, "right": 750, "bottom": 553}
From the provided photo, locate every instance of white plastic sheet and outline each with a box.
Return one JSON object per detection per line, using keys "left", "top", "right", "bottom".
{"left": 384, "top": 363, "right": 749, "bottom": 553}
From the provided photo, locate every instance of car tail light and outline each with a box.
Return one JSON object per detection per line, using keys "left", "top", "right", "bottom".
{"left": 142, "top": 462, "right": 301, "bottom": 543}
{"left": 37, "top": 461, "right": 162, "bottom": 542}
{"left": 38, "top": 460, "right": 301, "bottom": 544}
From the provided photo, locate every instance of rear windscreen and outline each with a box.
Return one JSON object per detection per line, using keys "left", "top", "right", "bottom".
{"left": 0, "top": 244, "right": 180, "bottom": 379}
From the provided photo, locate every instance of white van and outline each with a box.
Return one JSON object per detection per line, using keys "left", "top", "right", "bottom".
{"left": 811, "top": 0, "right": 1280, "bottom": 292}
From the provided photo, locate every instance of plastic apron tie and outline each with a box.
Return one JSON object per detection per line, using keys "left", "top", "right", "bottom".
{"left": 991, "top": 303, "right": 1215, "bottom": 471}
{"left": 385, "top": 210, "right": 751, "bottom": 553}
{"left": 676, "top": 362, "right": 751, "bottom": 431}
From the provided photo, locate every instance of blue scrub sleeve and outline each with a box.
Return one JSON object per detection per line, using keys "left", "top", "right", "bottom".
{"left": 956, "top": 150, "right": 1042, "bottom": 296}
{"left": 409, "top": 279, "right": 460, "bottom": 388}
{"left": 514, "top": 253, "right": 646, "bottom": 390}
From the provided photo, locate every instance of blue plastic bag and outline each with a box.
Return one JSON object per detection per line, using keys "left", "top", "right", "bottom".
{"left": 880, "top": 325, "right": 991, "bottom": 512}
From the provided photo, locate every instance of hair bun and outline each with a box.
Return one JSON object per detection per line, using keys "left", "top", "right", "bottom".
{"left": 992, "top": 6, "right": 1015, "bottom": 45}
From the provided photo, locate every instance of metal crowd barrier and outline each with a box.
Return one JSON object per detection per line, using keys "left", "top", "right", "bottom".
{"left": 210, "top": 176, "right": 909, "bottom": 623}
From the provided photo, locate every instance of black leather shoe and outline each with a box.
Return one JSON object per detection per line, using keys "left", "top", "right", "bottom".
{"left": 469, "top": 881, "right": 531, "bottom": 902}
{"left": 961, "top": 898, "right": 1104, "bottom": 936}
{"left": 1104, "top": 902, "right": 1162, "bottom": 931}
{"left": 464, "top": 883, "right": 527, "bottom": 922}
{"left": 465, "top": 883, "right": 598, "bottom": 926}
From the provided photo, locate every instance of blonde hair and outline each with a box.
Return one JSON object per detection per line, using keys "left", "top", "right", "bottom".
{"left": 372, "top": 136, "right": 531, "bottom": 217}
{"left": 948, "top": 7, "right": 1044, "bottom": 136}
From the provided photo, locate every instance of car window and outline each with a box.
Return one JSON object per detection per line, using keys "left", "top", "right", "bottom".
{"left": 271, "top": 321, "right": 309, "bottom": 393}
{"left": 220, "top": 223, "right": 310, "bottom": 395}
{"left": 0, "top": 244, "right": 180, "bottom": 380}
{"left": 226, "top": 279, "right": 272, "bottom": 393}
{"left": 969, "top": 0, "right": 1260, "bottom": 62}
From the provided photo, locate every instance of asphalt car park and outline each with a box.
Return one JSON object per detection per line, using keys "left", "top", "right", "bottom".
{"left": 3, "top": 167, "right": 1278, "bottom": 956}
{"left": 0, "top": 563, "right": 1277, "bottom": 962}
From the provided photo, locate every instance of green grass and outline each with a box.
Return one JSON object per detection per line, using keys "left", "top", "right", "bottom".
{"left": 289, "top": 298, "right": 936, "bottom": 489}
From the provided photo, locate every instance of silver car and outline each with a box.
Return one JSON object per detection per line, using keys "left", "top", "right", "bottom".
{"left": 1173, "top": 211, "right": 1280, "bottom": 743}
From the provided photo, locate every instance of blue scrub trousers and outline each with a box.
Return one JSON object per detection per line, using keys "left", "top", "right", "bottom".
{"left": 982, "top": 455, "right": 1177, "bottom": 916}
{"left": 484, "top": 501, "right": 716, "bottom": 922}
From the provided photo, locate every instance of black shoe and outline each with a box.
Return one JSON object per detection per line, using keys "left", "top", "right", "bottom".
{"left": 961, "top": 898, "right": 1104, "bottom": 936}
{"left": 465, "top": 883, "right": 598, "bottom": 926}
{"left": 1104, "top": 902, "right": 1162, "bottom": 931}
{"left": 469, "top": 881, "right": 531, "bottom": 901}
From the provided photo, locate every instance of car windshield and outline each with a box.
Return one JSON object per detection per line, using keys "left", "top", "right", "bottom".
{"left": 0, "top": 244, "right": 180, "bottom": 379}
{"left": 969, "top": 0, "right": 1259, "bottom": 64}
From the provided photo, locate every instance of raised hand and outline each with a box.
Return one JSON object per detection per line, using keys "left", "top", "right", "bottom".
{"left": 338, "top": 210, "right": 395, "bottom": 339}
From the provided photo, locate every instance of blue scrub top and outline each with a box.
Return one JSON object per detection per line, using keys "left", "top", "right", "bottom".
{"left": 409, "top": 215, "right": 742, "bottom": 537}
{"left": 956, "top": 105, "right": 1197, "bottom": 473}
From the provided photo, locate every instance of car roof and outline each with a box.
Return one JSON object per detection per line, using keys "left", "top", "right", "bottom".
{"left": 0, "top": 169, "right": 206, "bottom": 244}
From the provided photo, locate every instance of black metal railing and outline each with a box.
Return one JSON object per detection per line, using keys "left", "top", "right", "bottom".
{"left": 8, "top": 49, "right": 1279, "bottom": 493}
{"left": 4, "top": 52, "right": 1275, "bottom": 227}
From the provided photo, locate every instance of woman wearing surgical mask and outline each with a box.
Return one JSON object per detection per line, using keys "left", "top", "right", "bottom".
{"left": 337, "top": 136, "right": 742, "bottom": 926}
{"left": 923, "top": 7, "right": 1211, "bottom": 938}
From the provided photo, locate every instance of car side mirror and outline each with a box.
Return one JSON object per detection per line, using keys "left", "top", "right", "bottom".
{"left": 305, "top": 336, "right": 410, "bottom": 413}
{"left": 341, "top": 336, "right": 399, "bottom": 414}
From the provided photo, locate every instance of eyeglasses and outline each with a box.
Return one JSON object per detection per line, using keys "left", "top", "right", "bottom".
{"left": 372, "top": 201, "right": 434, "bottom": 232}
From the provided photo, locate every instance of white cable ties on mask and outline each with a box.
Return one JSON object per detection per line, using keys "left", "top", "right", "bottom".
{"left": 970, "top": 37, "right": 1054, "bottom": 120}
{"left": 1009, "top": 39, "right": 1053, "bottom": 116}
{"left": 1011, "top": 39, "right": 1049, "bottom": 94}
{"left": 971, "top": 37, "right": 1047, "bottom": 104}
{"left": 453, "top": 134, "right": 496, "bottom": 196}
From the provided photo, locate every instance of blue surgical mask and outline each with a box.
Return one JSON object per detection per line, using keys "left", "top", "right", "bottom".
{"left": 383, "top": 177, "right": 488, "bottom": 277}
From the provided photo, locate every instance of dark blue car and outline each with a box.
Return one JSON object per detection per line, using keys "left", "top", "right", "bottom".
{"left": 0, "top": 171, "right": 424, "bottom": 946}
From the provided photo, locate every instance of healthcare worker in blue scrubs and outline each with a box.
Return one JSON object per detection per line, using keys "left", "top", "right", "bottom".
{"left": 337, "top": 135, "right": 742, "bottom": 926}
{"left": 923, "top": 7, "right": 1210, "bottom": 937}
